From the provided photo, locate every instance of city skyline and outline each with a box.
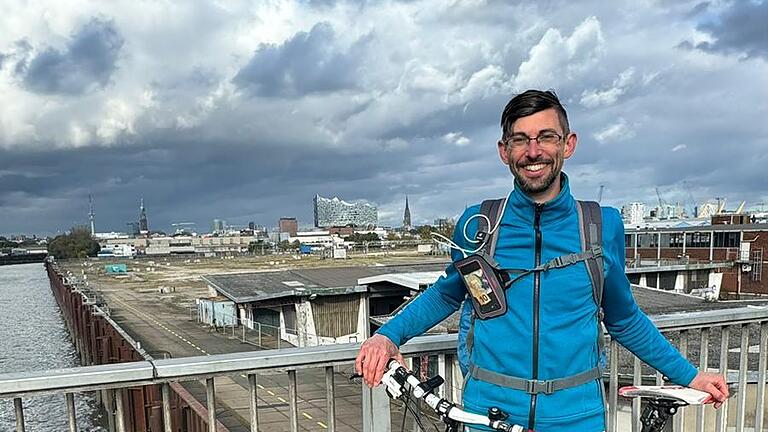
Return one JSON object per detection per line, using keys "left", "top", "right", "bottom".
{"left": 1, "top": 1, "right": 766, "bottom": 236}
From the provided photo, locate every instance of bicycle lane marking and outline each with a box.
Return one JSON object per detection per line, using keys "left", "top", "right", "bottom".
{"left": 115, "top": 296, "right": 327, "bottom": 429}
{"left": 110, "top": 296, "right": 209, "bottom": 356}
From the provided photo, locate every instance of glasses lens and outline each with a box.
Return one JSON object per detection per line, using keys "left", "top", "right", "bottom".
{"left": 538, "top": 133, "right": 560, "bottom": 145}
{"left": 510, "top": 137, "right": 528, "bottom": 147}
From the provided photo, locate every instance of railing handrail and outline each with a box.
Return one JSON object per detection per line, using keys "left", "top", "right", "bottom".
{"left": 0, "top": 333, "right": 457, "bottom": 398}
{"left": 2, "top": 306, "right": 768, "bottom": 399}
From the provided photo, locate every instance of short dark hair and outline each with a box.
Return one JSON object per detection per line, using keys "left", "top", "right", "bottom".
{"left": 500, "top": 89, "right": 569, "bottom": 139}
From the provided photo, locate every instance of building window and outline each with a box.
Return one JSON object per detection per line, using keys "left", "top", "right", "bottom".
{"left": 713, "top": 232, "right": 740, "bottom": 248}
{"left": 686, "top": 232, "right": 711, "bottom": 248}
{"left": 638, "top": 233, "right": 655, "bottom": 248}
{"left": 625, "top": 234, "right": 635, "bottom": 248}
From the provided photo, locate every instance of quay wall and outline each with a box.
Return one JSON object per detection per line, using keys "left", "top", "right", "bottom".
{"left": 46, "top": 260, "right": 228, "bottom": 432}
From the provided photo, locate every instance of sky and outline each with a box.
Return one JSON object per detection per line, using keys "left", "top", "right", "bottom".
{"left": 1, "top": 0, "right": 767, "bottom": 236}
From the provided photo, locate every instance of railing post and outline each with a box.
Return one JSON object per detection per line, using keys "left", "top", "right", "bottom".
{"left": 206, "top": 377, "right": 216, "bottom": 432}
{"left": 325, "top": 366, "right": 336, "bottom": 432}
{"left": 66, "top": 392, "right": 78, "bottom": 432}
{"left": 114, "top": 389, "right": 126, "bottom": 432}
{"left": 161, "top": 383, "right": 173, "bottom": 432}
{"left": 13, "top": 397, "right": 26, "bottom": 432}
{"left": 716, "top": 326, "right": 730, "bottom": 432}
{"left": 755, "top": 322, "right": 768, "bottom": 432}
{"left": 249, "top": 373, "right": 260, "bottom": 432}
{"left": 696, "top": 328, "right": 709, "bottom": 432}
{"left": 632, "top": 356, "right": 642, "bottom": 432}
{"left": 674, "top": 330, "right": 688, "bottom": 432}
{"left": 735, "top": 324, "right": 749, "bottom": 432}
{"left": 288, "top": 370, "right": 299, "bottom": 432}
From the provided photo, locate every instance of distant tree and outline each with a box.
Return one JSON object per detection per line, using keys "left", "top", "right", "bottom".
{"left": 417, "top": 225, "right": 434, "bottom": 240}
{"left": 248, "top": 240, "right": 272, "bottom": 254}
{"left": 343, "top": 232, "right": 380, "bottom": 243}
{"left": 434, "top": 220, "right": 455, "bottom": 240}
{"left": 48, "top": 226, "right": 100, "bottom": 259}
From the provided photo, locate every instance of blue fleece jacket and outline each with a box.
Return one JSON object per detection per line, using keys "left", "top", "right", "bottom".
{"left": 376, "top": 174, "right": 697, "bottom": 432}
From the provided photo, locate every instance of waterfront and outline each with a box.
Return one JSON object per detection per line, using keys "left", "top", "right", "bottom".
{"left": 0, "top": 263, "right": 105, "bottom": 431}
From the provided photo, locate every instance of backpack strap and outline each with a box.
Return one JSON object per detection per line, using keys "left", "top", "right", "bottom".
{"left": 477, "top": 199, "right": 505, "bottom": 257}
{"left": 466, "top": 198, "right": 505, "bottom": 358}
{"left": 576, "top": 200, "right": 606, "bottom": 368}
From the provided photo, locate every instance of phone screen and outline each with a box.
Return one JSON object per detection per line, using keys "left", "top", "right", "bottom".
{"left": 458, "top": 260, "right": 500, "bottom": 312}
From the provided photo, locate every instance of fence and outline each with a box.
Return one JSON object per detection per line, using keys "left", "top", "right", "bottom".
{"left": 2, "top": 306, "right": 768, "bottom": 432}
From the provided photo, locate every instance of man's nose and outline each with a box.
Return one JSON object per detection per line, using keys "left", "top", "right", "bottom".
{"left": 526, "top": 139, "right": 543, "bottom": 159}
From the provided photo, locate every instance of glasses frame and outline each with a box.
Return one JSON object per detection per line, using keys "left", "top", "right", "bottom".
{"left": 504, "top": 131, "right": 564, "bottom": 149}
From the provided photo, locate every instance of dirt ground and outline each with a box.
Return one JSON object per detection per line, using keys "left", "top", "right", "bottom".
{"left": 62, "top": 251, "right": 446, "bottom": 311}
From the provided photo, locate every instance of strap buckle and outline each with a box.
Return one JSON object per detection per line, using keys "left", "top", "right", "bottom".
{"left": 591, "top": 245, "right": 603, "bottom": 257}
{"left": 525, "top": 379, "right": 555, "bottom": 395}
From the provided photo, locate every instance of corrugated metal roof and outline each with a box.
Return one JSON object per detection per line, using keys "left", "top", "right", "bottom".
{"left": 202, "top": 261, "right": 450, "bottom": 303}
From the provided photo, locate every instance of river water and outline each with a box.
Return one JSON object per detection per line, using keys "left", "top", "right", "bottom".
{"left": 0, "top": 263, "right": 105, "bottom": 431}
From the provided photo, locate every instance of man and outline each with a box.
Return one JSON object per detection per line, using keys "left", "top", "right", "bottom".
{"left": 355, "top": 90, "right": 728, "bottom": 431}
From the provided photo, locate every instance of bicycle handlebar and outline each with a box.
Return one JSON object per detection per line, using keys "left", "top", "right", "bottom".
{"left": 381, "top": 359, "right": 524, "bottom": 432}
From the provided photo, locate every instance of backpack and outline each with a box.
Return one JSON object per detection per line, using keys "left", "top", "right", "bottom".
{"left": 457, "top": 199, "right": 606, "bottom": 383}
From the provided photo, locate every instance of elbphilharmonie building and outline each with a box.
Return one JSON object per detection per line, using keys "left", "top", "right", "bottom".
{"left": 313, "top": 194, "right": 378, "bottom": 228}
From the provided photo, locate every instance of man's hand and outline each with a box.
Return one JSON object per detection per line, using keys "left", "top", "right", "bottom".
{"left": 689, "top": 371, "right": 729, "bottom": 409}
{"left": 355, "top": 334, "right": 406, "bottom": 388}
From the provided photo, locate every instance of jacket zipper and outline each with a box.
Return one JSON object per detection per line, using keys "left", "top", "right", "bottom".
{"left": 528, "top": 203, "right": 544, "bottom": 430}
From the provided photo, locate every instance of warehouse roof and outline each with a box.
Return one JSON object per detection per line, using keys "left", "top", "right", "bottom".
{"left": 202, "top": 261, "right": 449, "bottom": 303}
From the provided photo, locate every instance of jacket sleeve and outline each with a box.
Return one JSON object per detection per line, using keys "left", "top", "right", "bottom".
{"left": 601, "top": 208, "right": 698, "bottom": 385}
{"left": 376, "top": 209, "right": 475, "bottom": 347}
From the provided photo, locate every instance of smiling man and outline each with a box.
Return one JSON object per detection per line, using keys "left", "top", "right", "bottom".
{"left": 355, "top": 90, "right": 728, "bottom": 431}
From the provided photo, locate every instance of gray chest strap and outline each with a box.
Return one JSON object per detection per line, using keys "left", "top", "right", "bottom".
{"left": 468, "top": 364, "right": 602, "bottom": 395}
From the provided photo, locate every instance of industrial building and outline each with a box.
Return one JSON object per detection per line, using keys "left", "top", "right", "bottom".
{"left": 201, "top": 262, "right": 447, "bottom": 347}
{"left": 626, "top": 223, "right": 767, "bottom": 296}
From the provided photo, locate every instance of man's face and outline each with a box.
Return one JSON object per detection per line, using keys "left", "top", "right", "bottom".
{"left": 497, "top": 108, "right": 577, "bottom": 198}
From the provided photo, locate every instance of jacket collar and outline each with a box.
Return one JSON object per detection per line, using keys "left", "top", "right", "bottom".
{"left": 504, "top": 172, "right": 576, "bottom": 226}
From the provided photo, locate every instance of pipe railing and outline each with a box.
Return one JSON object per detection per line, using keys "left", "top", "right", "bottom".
{"left": 2, "top": 307, "right": 768, "bottom": 432}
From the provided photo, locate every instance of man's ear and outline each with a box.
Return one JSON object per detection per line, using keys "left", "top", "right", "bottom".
{"left": 563, "top": 133, "right": 577, "bottom": 159}
{"left": 498, "top": 140, "right": 510, "bottom": 164}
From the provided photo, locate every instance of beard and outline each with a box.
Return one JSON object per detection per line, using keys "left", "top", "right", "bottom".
{"left": 508, "top": 157, "right": 562, "bottom": 195}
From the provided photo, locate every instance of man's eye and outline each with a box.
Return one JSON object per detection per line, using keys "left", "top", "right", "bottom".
{"left": 511, "top": 137, "right": 528, "bottom": 145}
{"left": 540, "top": 133, "right": 557, "bottom": 141}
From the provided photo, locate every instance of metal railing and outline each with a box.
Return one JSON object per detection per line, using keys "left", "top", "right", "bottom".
{"left": 2, "top": 306, "right": 768, "bottom": 432}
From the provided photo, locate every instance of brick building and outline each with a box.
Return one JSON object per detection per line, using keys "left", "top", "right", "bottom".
{"left": 625, "top": 223, "right": 767, "bottom": 296}
{"left": 278, "top": 217, "right": 298, "bottom": 237}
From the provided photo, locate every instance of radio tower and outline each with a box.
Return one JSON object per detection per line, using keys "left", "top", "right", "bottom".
{"left": 88, "top": 194, "right": 96, "bottom": 236}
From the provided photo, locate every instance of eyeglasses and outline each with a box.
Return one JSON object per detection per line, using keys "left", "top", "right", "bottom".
{"left": 505, "top": 131, "right": 563, "bottom": 149}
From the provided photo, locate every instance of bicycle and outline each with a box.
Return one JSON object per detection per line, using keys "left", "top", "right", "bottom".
{"left": 357, "top": 359, "right": 729, "bottom": 432}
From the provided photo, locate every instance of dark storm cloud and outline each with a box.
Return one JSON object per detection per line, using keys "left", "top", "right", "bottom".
{"left": 694, "top": 1, "right": 768, "bottom": 59}
{"left": 0, "top": 120, "right": 458, "bottom": 235}
{"left": 19, "top": 18, "right": 124, "bottom": 95}
{"left": 232, "top": 22, "right": 369, "bottom": 97}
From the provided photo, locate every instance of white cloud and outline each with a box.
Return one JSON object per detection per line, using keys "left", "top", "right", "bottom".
{"left": 580, "top": 67, "right": 636, "bottom": 108}
{"left": 671, "top": 144, "right": 687, "bottom": 152}
{"left": 593, "top": 118, "right": 635, "bottom": 143}
{"left": 514, "top": 16, "right": 605, "bottom": 89}
{"left": 442, "top": 131, "right": 471, "bottom": 146}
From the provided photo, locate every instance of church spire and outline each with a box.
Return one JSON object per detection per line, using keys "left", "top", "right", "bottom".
{"left": 403, "top": 195, "right": 412, "bottom": 229}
